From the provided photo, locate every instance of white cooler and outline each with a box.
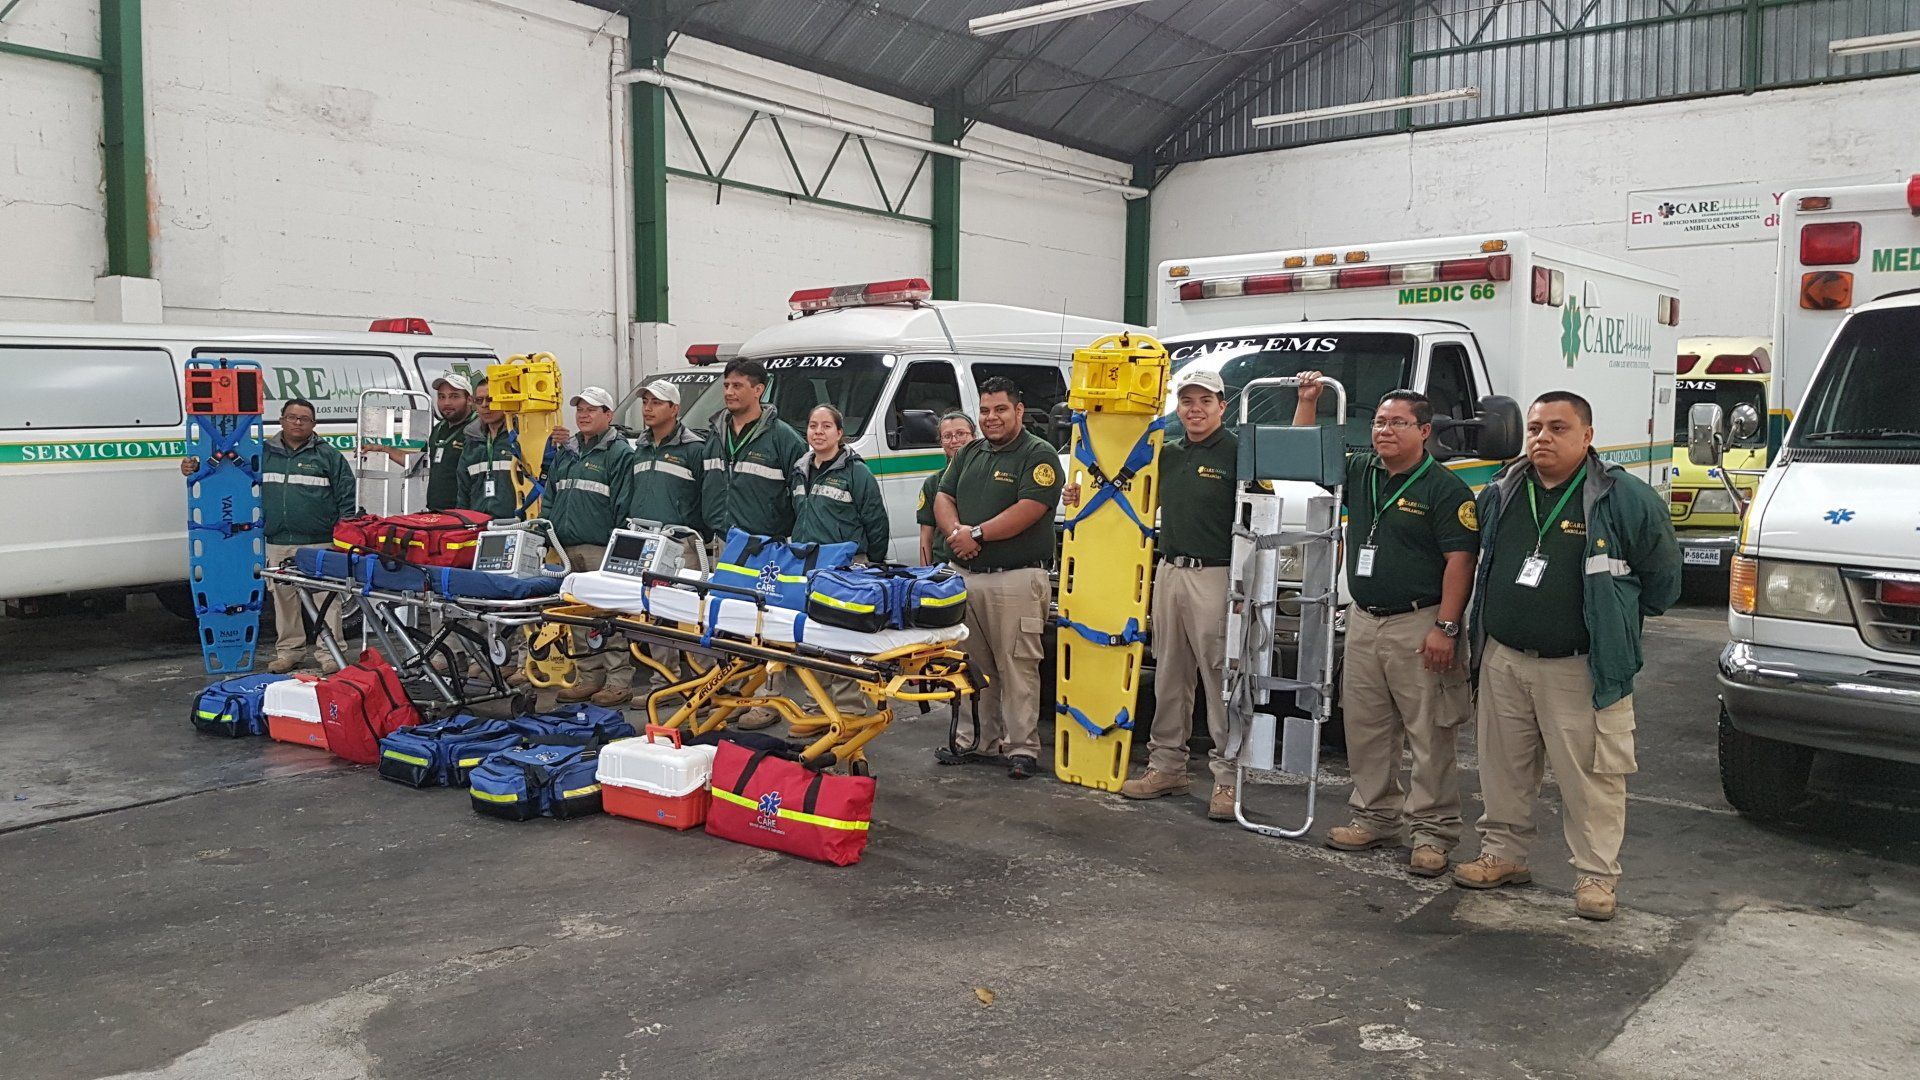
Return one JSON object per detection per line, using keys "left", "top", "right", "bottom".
{"left": 263, "top": 677, "right": 326, "bottom": 749}
{"left": 597, "top": 726, "right": 718, "bottom": 830}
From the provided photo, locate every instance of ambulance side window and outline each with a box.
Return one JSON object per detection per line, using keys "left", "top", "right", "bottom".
{"left": 973, "top": 363, "right": 1069, "bottom": 449}
{"left": 1425, "top": 344, "right": 1477, "bottom": 456}
{"left": 888, "top": 361, "right": 961, "bottom": 449}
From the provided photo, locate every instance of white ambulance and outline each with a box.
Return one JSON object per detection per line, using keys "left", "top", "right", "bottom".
{"left": 0, "top": 319, "right": 497, "bottom": 615}
{"left": 1704, "top": 174, "right": 1920, "bottom": 818}
{"left": 1155, "top": 232, "right": 1683, "bottom": 493}
{"left": 676, "top": 277, "right": 1138, "bottom": 561}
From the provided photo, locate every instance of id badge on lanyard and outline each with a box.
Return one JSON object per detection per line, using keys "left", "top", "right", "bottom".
{"left": 1360, "top": 458, "right": 1432, "bottom": 580}
{"left": 1516, "top": 467, "right": 1585, "bottom": 589}
{"left": 484, "top": 478, "right": 496, "bottom": 499}
{"left": 1516, "top": 555, "right": 1547, "bottom": 588}
{"left": 1355, "top": 545, "right": 1378, "bottom": 578}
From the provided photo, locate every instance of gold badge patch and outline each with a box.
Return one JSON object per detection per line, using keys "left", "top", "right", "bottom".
{"left": 1458, "top": 501, "right": 1478, "bottom": 531}
{"left": 1033, "top": 462, "right": 1057, "bottom": 487}
{"left": 916, "top": 489, "right": 927, "bottom": 511}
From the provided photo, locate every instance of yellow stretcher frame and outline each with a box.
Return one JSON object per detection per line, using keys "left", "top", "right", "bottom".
{"left": 531, "top": 600, "right": 975, "bottom": 775}
{"left": 1054, "top": 332, "right": 1170, "bottom": 792}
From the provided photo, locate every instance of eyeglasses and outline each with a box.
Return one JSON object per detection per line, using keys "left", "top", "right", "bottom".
{"left": 1370, "top": 418, "right": 1420, "bottom": 431}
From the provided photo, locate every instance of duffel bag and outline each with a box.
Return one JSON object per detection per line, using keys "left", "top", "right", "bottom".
{"left": 705, "top": 741, "right": 874, "bottom": 866}
{"left": 315, "top": 648, "right": 423, "bottom": 765}
{"left": 806, "top": 567, "right": 893, "bottom": 633}
{"left": 190, "top": 673, "right": 292, "bottom": 738}
{"left": 378, "top": 714, "right": 522, "bottom": 788}
{"left": 710, "top": 528, "right": 857, "bottom": 610}
{"left": 469, "top": 743, "right": 604, "bottom": 821}
{"left": 332, "top": 509, "right": 491, "bottom": 568}
{"left": 508, "top": 702, "right": 637, "bottom": 746}
{"left": 889, "top": 564, "right": 968, "bottom": 629}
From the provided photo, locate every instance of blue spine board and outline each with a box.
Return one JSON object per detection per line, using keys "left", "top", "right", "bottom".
{"left": 185, "top": 360, "right": 266, "bottom": 674}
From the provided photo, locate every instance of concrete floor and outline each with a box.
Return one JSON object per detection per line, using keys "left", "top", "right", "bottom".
{"left": 3, "top": 592, "right": 1919, "bottom": 1079}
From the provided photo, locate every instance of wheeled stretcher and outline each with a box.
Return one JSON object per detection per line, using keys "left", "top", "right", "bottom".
{"left": 534, "top": 569, "right": 976, "bottom": 774}
{"left": 264, "top": 550, "right": 566, "bottom": 716}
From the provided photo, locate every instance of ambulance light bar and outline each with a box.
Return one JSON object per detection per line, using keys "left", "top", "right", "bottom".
{"left": 789, "top": 277, "right": 933, "bottom": 313}
{"left": 370, "top": 317, "right": 432, "bottom": 334}
{"left": 1177, "top": 255, "right": 1510, "bottom": 302}
{"left": 684, "top": 343, "right": 742, "bottom": 365}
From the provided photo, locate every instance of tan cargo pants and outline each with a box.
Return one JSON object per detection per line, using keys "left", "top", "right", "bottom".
{"left": 955, "top": 565, "right": 1048, "bottom": 760}
{"left": 266, "top": 542, "right": 344, "bottom": 663}
{"left": 1147, "top": 564, "right": 1236, "bottom": 784}
{"left": 1340, "top": 607, "right": 1471, "bottom": 850}
{"left": 1474, "top": 639, "right": 1637, "bottom": 881}
{"left": 565, "top": 543, "right": 633, "bottom": 692}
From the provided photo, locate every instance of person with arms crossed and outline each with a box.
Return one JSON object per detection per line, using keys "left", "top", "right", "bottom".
{"left": 933, "top": 377, "right": 1063, "bottom": 781}
{"left": 1452, "top": 391, "right": 1681, "bottom": 921}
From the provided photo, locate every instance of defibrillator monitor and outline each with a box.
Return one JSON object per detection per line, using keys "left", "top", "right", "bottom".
{"left": 602, "top": 528, "right": 684, "bottom": 580}
{"left": 472, "top": 529, "right": 548, "bottom": 576}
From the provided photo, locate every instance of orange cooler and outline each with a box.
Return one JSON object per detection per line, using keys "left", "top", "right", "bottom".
{"left": 597, "top": 726, "right": 717, "bottom": 830}
{"left": 263, "top": 675, "right": 327, "bottom": 749}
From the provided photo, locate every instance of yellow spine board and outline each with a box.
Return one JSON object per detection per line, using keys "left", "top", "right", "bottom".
{"left": 487, "top": 353, "right": 563, "bottom": 518}
{"left": 1053, "top": 333, "right": 1170, "bottom": 792}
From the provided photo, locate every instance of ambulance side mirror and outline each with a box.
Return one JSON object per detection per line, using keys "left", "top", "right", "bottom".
{"left": 1688, "top": 402, "right": 1725, "bottom": 467}
{"left": 1470, "top": 395, "right": 1524, "bottom": 461}
{"left": 893, "top": 408, "right": 940, "bottom": 449}
{"left": 1048, "top": 401, "right": 1075, "bottom": 447}
{"left": 1729, "top": 403, "right": 1761, "bottom": 444}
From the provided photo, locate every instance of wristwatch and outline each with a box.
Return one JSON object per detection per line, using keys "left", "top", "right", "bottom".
{"left": 1435, "top": 619, "right": 1462, "bottom": 638}
{"left": 969, "top": 526, "right": 985, "bottom": 544}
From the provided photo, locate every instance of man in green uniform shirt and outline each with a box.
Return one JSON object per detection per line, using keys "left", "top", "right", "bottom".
{"left": 1085, "top": 370, "right": 1244, "bottom": 819}
{"left": 1295, "top": 374, "right": 1479, "bottom": 877}
{"left": 917, "top": 411, "right": 976, "bottom": 565}
{"left": 700, "top": 358, "right": 806, "bottom": 542}
{"left": 545, "top": 386, "right": 638, "bottom": 707}
{"left": 1454, "top": 391, "right": 1680, "bottom": 922}
{"left": 455, "top": 378, "right": 520, "bottom": 521}
{"left": 365, "top": 373, "right": 475, "bottom": 511}
{"left": 934, "top": 378, "right": 1063, "bottom": 780}
{"left": 627, "top": 379, "right": 706, "bottom": 532}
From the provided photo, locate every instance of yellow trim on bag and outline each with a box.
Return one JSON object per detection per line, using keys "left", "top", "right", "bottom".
{"left": 381, "top": 749, "right": 432, "bottom": 767}
{"left": 710, "top": 785, "right": 871, "bottom": 831}
{"left": 808, "top": 591, "right": 876, "bottom": 613}
{"left": 715, "top": 561, "right": 806, "bottom": 584}
{"left": 457, "top": 756, "right": 484, "bottom": 767}
{"left": 916, "top": 591, "right": 967, "bottom": 607}
{"left": 471, "top": 789, "right": 520, "bottom": 804}
{"left": 561, "top": 784, "right": 601, "bottom": 799}
{"left": 195, "top": 710, "right": 231, "bottom": 720}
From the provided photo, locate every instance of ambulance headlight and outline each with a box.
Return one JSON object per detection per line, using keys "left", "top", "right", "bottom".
{"left": 1692, "top": 489, "right": 1738, "bottom": 516}
{"left": 1756, "top": 560, "right": 1850, "bottom": 624}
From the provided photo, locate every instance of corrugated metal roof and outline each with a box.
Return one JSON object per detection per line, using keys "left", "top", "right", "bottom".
{"left": 588, "top": 0, "right": 1366, "bottom": 163}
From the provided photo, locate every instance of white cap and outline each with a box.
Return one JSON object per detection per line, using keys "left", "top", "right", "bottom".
{"left": 570, "top": 386, "right": 616, "bottom": 411}
{"left": 640, "top": 379, "right": 681, "bottom": 406}
{"left": 1171, "top": 368, "right": 1226, "bottom": 397}
{"left": 432, "top": 372, "right": 474, "bottom": 395}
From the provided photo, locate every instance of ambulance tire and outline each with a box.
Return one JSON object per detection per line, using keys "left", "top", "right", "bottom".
{"left": 1718, "top": 703, "right": 1813, "bottom": 821}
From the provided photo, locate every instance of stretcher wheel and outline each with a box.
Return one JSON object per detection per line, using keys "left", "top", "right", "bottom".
{"left": 850, "top": 759, "right": 870, "bottom": 778}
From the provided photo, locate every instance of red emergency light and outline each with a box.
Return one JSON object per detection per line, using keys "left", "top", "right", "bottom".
{"left": 1908, "top": 173, "right": 1920, "bottom": 216}
{"left": 789, "top": 277, "right": 933, "bottom": 313}
{"left": 686, "top": 344, "right": 721, "bottom": 365}
{"left": 1800, "top": 222, "right": 1861, "bottom": 266}
{"left": 1705, "top": 351, "right": 1770, "bottom": 375}
{"left": 370, "top": 317, "right": 432, "bottom": 334}
{"left": 1178, "top": 255, "right": 1508, "bottom": 302}
{"left": 1676, "top": 353, "right": 1700, "bottom": 375}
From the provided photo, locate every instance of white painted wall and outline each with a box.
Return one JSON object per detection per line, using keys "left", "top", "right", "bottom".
{"left": 3, "top": 4, "right": 1130, "bottom": 394}
{"left": 1152, "top": 76, "right": 1920, "bottom": 338}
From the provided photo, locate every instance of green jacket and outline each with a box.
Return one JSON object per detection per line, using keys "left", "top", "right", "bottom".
{"left": 627, "top": 422, "right": 706, "bottom": 530}
{"left": 700, "top": 406, "right": 806, "bottom": 539}
{"left": 454, "top": 418, "right": 520, "bottom": 521}
{"left": 406, "top": 409, "right": 475, "bottom": 511}
{"left": 1470, "top": 451, "right": 1683, "bottom": 709}
{"left": 542, "top": 428, "right": 635, "bottom": 548}
{"left": 262, "top": 435, "right": 356, "bottom": 546}
{"left": 790, "top": 448, "right": 890, "bottom": 561}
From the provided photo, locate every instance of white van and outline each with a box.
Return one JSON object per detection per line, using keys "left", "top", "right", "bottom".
{"left": 1154, "top": 232, "right": 1683, "bottom": 489}
{"left": 1703, "top": 175, "right": 1920, "bottom": 818}
{"left": 675, "top": 278, "right": 1139, "bottom": 561}
{"left": 0, "top": 319, "right": 497, "bottom": 614}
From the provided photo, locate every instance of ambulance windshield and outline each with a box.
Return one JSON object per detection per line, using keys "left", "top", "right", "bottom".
{"left": 1166, "top": 332, "right": 1418, "bottom": 450}
{"left": 1791, "top": 306, "right": 1920, "bottom": 453}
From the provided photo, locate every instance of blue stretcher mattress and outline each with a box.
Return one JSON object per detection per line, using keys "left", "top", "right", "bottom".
{"left": 294, "top": 548, "right": 562, "bottom": 600}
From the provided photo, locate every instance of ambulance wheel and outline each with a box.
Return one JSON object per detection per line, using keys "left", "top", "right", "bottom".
{"left": 1718, "top": 703, "right": 1813, "bottom": 821}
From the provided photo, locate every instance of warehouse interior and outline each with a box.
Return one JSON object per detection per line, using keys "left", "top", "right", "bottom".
{"left": 5, "top": 2, "right": 1920, "bottom": 1078}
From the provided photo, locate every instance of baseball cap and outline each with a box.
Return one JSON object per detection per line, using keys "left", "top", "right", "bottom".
{"left": 639, "top": 379, "right": 681, "bottom": 406}
{"left": 570, "top": 386, "right": 616, "bottom": 411}
{"left": 1171, "top": 368, "right": 1226, "bottom": 396}
{"left": 432, "top": 372, "right": 474, "bottom": 395}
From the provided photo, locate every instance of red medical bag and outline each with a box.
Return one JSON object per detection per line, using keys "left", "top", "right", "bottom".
{"left": 705, "top": 741, "right": 874, "bottom": 866}
{"left": 332, "top": 508, "right": 490, "bottom": 568}
{"left": 315, "top": 649, "right": 422, "bottom": 765}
